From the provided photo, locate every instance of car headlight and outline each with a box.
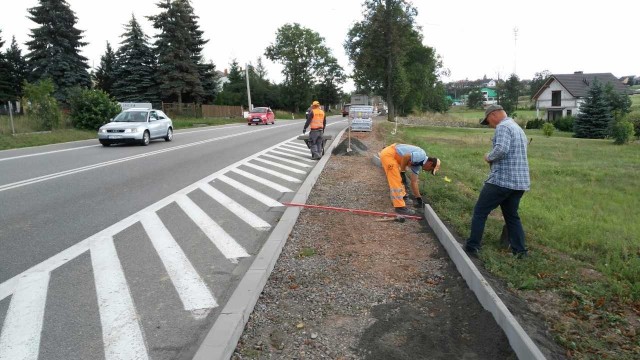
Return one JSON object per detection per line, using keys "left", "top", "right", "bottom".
{"left": 124, "top": 128, "right": 139, "bottom": 133}
{"left": 99, "top": 128, "right": 106, "bottom": 133}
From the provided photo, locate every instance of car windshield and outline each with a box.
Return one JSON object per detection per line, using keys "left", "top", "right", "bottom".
{"left": 113, "top": 111, "right": 148, "bottom": 122}
{"left": 251, "top": 107, "right": 268, "bottom": 113}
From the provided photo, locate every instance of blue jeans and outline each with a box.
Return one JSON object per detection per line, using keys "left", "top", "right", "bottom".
{"left": 466, "top": 183, "right": 527, "bottom": 254}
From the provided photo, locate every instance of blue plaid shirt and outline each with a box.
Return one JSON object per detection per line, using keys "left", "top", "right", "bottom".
{"left": 485, "top": 117, "right": 530, "bottom": 191}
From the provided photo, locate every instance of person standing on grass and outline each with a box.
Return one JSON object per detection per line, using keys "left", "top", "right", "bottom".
{"left": 302, "top": 100, "right": 326, "bottom": 160}
{"left": 465, "top": 105, "right": 530, "bottom": 258}
{"left": 379, "top": 143, "right": 440, "bottom": 216}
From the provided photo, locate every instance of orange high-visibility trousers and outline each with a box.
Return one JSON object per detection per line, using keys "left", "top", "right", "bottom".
{"left": 380, "top": 144, "right": 406, "bottom": 208}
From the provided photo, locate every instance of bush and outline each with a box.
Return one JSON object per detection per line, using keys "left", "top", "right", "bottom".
{"left": 68, "top": 88, "right": 121, "bottom": 130}
{"left": 542, "top": 122, "right": 555, "bottom": 136}
{"left": 625, "top": 112, "right": 640, "bottom": 138}
{"left": 611, "top": 120, "right": 635, "bottom": 144}
{"left": 553, "top": 116, "right": 575, "bottom": 132}
{"left": 526, "top": 118, "right": 544, "bottom": 129}
{"left": 23, "top": 79, "right": 62, "bottom": 130}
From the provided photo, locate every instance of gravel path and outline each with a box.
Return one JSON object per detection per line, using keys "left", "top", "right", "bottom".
{"left": 232, "top": 129, "right": 518, "bottom": 359}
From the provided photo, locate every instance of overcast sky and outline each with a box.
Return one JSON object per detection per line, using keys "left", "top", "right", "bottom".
{"left": 1, "top": 0, "right": 638, "bottom": 92}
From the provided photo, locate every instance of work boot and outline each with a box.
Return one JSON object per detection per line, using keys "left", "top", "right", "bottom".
{"left": 394, "top": 207, "right": 415, "bottom": 216}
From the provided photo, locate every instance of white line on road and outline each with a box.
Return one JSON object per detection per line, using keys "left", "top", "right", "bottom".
{"left": 251, "top": 158, "right": 307, "bottom": 174}
{"left": 0, "top": 145, "right": 100, "bottom": 163}
{"left": 230, "top": 168, "right": 293, "bottom": 193}
{"left": 261, "top": 154, "right": 311, "bottom": 168}
{"left": 0, "top": 122, "right": 300, "bottom": 193}
{"left": 268, "top": 149, "right": 315, "bottom": 162}
{"left": 0, "top": 272, "right": 50, "bottom": 360}
{"left": 91, "top": 236, "right": 149, "bottom": 360}
{"left": 175, "top": 195, "right": 250, "bottom": 262}
{"left": 140, "top": 212, "right": 218, "bottom": 314}
{"left": 277, "top": 145, "right": 313, "bottom": 157}
{"left": 286, "top": 142, "right": 310, "bottom": 150}
{"left": 198, "top": 183, "right": 271, "bottom": 230}
{"left": 216, "top": 175, "right": 283, "bottom": 208}
{"left": 241, "top": 163, "right": 302, "bottom": 183}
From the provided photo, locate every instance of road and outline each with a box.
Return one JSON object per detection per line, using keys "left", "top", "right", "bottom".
{"left": 0, "top": 116, "right": 346, "bottom": 360}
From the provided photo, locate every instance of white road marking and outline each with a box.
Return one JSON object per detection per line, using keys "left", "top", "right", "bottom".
{"left": 175, "top": 195, "right": 250, "bottom": 262}
{"left": 286, "top": 142, "right": 310, "bottom": 150}
{"left": 252, "top": 158, "right": 307, "bottom": 174}
{"left": 0, "top": 122, "right": 300, "bottom": 193}
{"left": 261, "top": 154, "right": 311, "bottom": 168}
{"left": 269, "top": 149, "right": 315, "bottom": 162}
{"left": 230, "top": 168, "right": 293, "bottom": 193}
{"left": 140, "top": 212, "right": 217, "bottom": 314}
{"left": 277, "top": 145, "right": 312, "bottom": 156}
{"left": 216, "top": 175, "right": 283, "bottom": 208}
{"left": 241, "top": 163, "right": 302, "bottom": 183}
{"left": 198, "top": 183, "right": 271, "bottom": 230}
{"left": 0, "top": 145, "right": 99, "bottom": 162}
{"left": 91, "top": 236, "right": 149, "bottom": 360}
{"left": 0, "top": 272, "right": 50, "bottom": 360}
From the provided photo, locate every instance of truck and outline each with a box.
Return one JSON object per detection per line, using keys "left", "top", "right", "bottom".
{"left": 350, "top": 94, "right": 369, "bottom": 105}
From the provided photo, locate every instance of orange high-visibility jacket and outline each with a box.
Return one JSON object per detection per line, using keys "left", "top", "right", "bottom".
{"left": 309, "top": 108, "right": 325, "bottom": 130}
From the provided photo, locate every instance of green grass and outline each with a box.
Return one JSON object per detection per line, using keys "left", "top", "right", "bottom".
{"left": 630, "top": 94, "right": 640, "bottom": 112}
{"left": 0, "top": 129, "right": 96, "bottom": 150}
{"left": 171, "top": 116, "right": 244, "bottom": 129}
{"left": 380, "top": 123, "right": 640, "bottom": 358}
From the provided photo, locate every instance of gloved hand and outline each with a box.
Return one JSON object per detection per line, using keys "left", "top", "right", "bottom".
{"left": 302, "top": 128, "right": 306, "bottom": 134}
{"left": 414, "top": 197, "right": 424, "bottom": 208}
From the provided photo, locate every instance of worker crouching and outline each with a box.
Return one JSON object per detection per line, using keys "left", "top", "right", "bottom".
{"left": 302, "top": 100, "right": 326, "bottom": 160}
{"left": 379, "top": 143, "right": 441, "bottom": 215}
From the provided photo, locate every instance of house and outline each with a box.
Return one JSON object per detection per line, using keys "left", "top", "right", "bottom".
{"left": 483, "top": 79, "right": 497, "bottom": 88}
{"left": 532, "top": 72, "right": 630, "bottom": 121}
{"left": 216, "top": 69, "right": 230, "bottom": 91}
{"left": 481, "top": 87, "right": 498, "bottom": 105}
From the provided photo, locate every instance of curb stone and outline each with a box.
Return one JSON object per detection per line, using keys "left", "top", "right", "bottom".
{"left": 192, "top": 127, "right": 349, "bottom": 360}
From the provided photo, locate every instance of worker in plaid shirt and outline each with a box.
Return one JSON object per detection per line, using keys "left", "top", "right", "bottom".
{"left": 465, "top": 105, "right": 530, "bottom": 259}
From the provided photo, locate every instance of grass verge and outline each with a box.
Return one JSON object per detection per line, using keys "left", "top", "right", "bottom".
{"left": 377, "top": 122, "right": 640, "bottom": 358}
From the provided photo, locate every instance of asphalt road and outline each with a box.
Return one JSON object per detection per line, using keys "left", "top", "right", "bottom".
{"left": 0, "top": 116, "right": 346, "bottom": 360}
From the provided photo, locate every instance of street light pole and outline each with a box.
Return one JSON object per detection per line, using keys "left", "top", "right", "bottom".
{"left": 245, "top": 64, "right": 252, "bottom": 111}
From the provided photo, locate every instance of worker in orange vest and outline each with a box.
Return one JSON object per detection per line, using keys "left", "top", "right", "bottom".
{"left": 302, "top": 100, "right": 326, "bottom": 160}
{"left": 379, "top": 143, "right": 441, "bottom": 215}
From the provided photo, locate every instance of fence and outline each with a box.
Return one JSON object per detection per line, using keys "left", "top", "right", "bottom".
{"left": 161, "top": 103, "right": 243, "bottom": 118}
{"left": 202, "top": 105, "right": 243, "bottom": 118}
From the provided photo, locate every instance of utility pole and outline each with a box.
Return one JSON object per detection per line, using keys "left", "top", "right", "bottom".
{"left": 245, "top": 64, "right": 252, "bottom": 111}
{"left": 513, "top": 27, "right": 519, "bottom": 76}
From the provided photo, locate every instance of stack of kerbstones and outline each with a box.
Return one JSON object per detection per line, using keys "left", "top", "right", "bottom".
{"left": 332, "top": 137, "right": 368, "bottom": 156}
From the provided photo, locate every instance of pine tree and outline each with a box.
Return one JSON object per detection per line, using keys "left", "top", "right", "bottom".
{"left": 95, "top": 42, "right": 117, "bottom": 96}
{"left": 574, "top": 79, "right": 612, "bottom": 139}
{"left": 111, "top": 15, "right": 158, "bottom": 103}
{"left": 148, "top": 0, "right": 203, "bottom": 104}
{"left": 0, "top": 30, "right": 13, "bottom": 102}
{"left": 25, "top": 0, "right": 91, "bottom": 103}
{"left": 4, "top": 36, "right": 29, "bottom": 106}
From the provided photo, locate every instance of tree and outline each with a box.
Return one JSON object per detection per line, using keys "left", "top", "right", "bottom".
{"left": 265, "top": 23, "right": 330, "bottom": 112}
{"left": 148, "top": 0, "right": 204, "bottom": 105}
{"left": 25, "top": 0, "right": 91, "bottom": 103}
{"left": 498, "top": 73, "right": 521, "bottom": 114}
{"left": 215, "top": 59, "right": 245, "bottom": 106}
{"left": 111, "top": 15, "right": 158, "bottom": 103}
{"left": 529, "top": 70, "right": 550, "bottom": 99}
{"left": 574, "top": 79, "right": 612, "bottom": 139}
{"left": 313, "top": 55, "right": 345, "bottom": 109}
{"left": 94, "top": 42, "right": 117, "bottom": 95}
{"left": 23, "top": 79, "right": 62, "bottom": 129}
{"left": 467, "top": 88, "right": 484, "bottom": 110}
{"left": 68, "top": 88, "right": 121, "bottom": 130}
{"left": 0, "top": 30, "right": 12, "bottom": 102}
{"left": 4, "top": 36, "right": 29, "bottom": 106}
{"left": 603, "top": 82, "right": 631, "bottom": 122}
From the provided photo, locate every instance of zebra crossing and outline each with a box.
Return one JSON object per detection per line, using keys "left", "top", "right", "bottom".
{"left": 0, "top": 136, "right": 317, "bottom": 360}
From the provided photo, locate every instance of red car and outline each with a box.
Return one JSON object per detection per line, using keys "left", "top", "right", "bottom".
{"left": 247, "top": 107, "right": 275, "bottom": 125}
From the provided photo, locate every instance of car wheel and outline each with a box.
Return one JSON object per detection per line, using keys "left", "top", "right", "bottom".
{"left": 140, "top": 131, "right": 150, "bottom": 146}
{"left": 100, "top": 141, "right": 110, "bottom": 147}
{"left": 164, "top": 128, "right": 173, "bottom": 142}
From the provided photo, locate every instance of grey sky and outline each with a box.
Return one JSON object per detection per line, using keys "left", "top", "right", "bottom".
{"left": 1, "top": 0, "right": 637, "bottom": 92}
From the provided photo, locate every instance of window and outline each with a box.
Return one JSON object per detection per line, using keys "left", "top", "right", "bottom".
{"left": 552, "top": 91, "right": 561, "bottom": 106}
{"left": 566, "top": 109, "right": 572, "bottom": 117}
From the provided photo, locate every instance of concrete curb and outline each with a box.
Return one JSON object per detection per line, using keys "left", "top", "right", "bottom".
{"left": 424, "top": 204, "right": 546, "bottom": 360}
{"left": 193, "top": 127, "right": 349, "bottom": 360}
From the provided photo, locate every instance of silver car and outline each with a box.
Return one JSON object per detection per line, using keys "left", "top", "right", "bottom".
{"left": 98, "top": 108, "right": 173, "bottom": 146}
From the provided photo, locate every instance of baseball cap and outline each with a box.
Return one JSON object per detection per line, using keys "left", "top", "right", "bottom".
{"left": 409, "top": 151, "right": 426, "bottom": 174}
{"left": 312, "top": 100, "right": 320, "bottom": 106}
{"left": 480, "top": 104, "right": 503, "bottom": 125}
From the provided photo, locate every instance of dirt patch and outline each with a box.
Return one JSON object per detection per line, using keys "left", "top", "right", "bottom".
{"left": 332, "top": 135, "right": 369, "bottom": 156}
{"left": 233, "top": 120, "right": 564, "bottom": 359}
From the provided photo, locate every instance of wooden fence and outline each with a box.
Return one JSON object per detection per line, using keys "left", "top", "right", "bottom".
{"left": 202, "top": 105, "right": 243, "bottom": 118}
{"left": 162, "top": 103, "right": 243, "bottom": 118}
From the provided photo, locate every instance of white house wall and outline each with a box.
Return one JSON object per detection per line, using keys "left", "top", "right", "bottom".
{"left": 536, "top": 81, "right": 580, "bottom": 116}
